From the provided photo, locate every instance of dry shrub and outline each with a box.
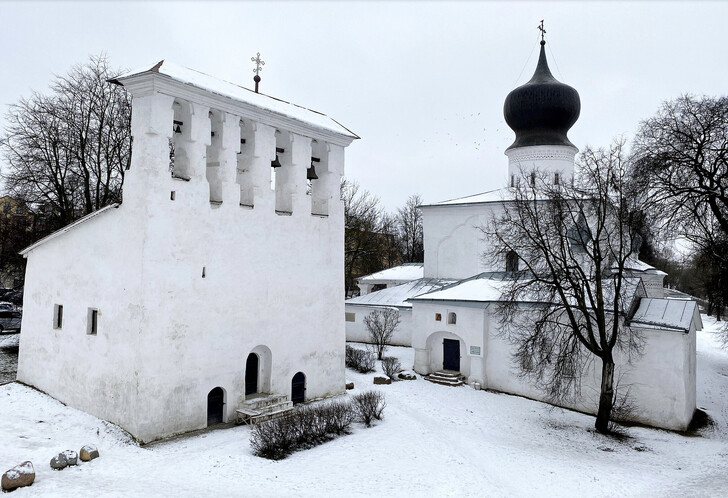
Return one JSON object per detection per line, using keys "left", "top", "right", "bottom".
{"left": 353, "top": 390, "right": 386, "bottom": 427}
{"left": 381, "top": 356, "right": 401, "bottom": 380}
{"left": 345, "top": 345, "right": 376, "bottom": 373}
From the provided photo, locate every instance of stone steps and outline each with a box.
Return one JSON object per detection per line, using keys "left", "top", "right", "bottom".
{"left": 236, "top": 394, "right": 293, "bottom": 425}
{"left": 425, "top": 370, "right": 465, "bottom": 387}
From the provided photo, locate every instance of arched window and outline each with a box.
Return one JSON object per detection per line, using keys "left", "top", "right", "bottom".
{"left": 506, "top": 251, "right": 519, "bottom": 272}
{"left": 447, "top": 312, "right": 457, "bottom": 325}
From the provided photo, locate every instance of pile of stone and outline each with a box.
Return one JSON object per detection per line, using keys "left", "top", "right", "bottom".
{"left": 1, "top": 444, "right": 100, "bottom": 491}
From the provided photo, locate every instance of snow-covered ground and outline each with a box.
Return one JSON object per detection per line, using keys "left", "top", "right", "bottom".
{"left": 1, "top": 317, "right": 727, "bottom": 497}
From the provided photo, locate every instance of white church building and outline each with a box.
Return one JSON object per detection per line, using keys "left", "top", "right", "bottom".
{"left": 17, "top": 61, "right": 357, "bottom": 443}
{"left": 346, "top": 40, "right": 701, "bottom": 431}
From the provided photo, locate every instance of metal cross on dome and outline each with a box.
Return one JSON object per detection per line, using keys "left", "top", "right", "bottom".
{"left": 538, "top": 20, "right": 546, "bottom": 43}
{"left": 251, "top": 52, "right": 265, "bottom": 93}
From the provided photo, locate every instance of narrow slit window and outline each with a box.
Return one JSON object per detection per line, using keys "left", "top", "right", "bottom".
{"left": 510, "top": 174, "right": 515, "bottom": 188}
{"left": 170, "top": 191, "right": 176, "bottom": 201}
{"left": 87, "top": 308, "right": 98, "bottom": 335}
{"left": 53, "top": 304, "right": 63, "bottom": 329}
{"left": 554, "top": 172, "right": 560, "bottom": 185}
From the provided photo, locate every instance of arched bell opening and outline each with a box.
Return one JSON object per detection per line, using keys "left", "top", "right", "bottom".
{"left": 291, "top": 372, "right": 306, "bottom": 405}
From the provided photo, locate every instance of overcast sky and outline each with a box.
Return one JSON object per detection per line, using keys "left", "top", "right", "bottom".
{"left": 1, "top": 1, "right": 726, "bottom": 211}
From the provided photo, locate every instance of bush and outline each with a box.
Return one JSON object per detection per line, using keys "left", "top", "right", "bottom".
{"left": 353, "top": 390, "right": 386, "bottom": 427}
{"left": 345, "top": 345, "right": 376, "bottom": 373}
{"left": 249, "top": 414, "right": 296, "bottom": 460}
{"left": 250, "top": 399, "right": 359, "bottom": 459}
{"left": 381, "top": 356, "right": 401, "bottom": 380}
{"left": 324, "top": 400, "right": 356, "bottom": 435}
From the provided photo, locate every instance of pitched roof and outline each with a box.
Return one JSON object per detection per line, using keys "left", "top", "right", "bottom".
{"left": 411, "top": 272, "right": 645, "bottom": 311}
{"left": 113, "top": 61, "right": 358, "bottom": 140}
{"left": 346, "top": 278, "right": 455, "bottom": 309}
{"left": 422, "top": 189, "right": 505, "bottom": 208}
{"left": 357, "top": 263, "right": 424, "bottom": 283}
{"left": 20, "top": 204, "right": 120, "bottom": 256}
{"left": 629, "top": 298, "right": 702, "bottom": 332}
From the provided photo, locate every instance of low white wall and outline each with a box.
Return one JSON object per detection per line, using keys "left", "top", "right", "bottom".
{"left": 345, "top": 304, "right": 412, "bottom": 346}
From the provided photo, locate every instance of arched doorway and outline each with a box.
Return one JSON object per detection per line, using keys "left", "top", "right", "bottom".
{"left": 207, "top": 387, "right": 225, "bottom": 426}
{"left": 291, "top": 372, "right": 306, "bottom": 405}
{"left": 245, "top": 353, "right": 259, "bottom": 395}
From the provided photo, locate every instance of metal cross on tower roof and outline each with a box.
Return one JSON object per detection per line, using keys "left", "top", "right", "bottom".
{"left": 538, "top": 20, "right": 546, "bottom": 44}
{"left": 251, "top": 52, "right": 265, "bottom": 93}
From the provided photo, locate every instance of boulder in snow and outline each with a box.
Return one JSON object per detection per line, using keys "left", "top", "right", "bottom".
{"left": 80, "top": 444, "right": 99, "bottom": 462}
{"left": 50, "top": 452, "right": 68, "bottom": 470}
{"left": 398, "top": 372, "right": 416, "bottom": 381}
{"left": 373, "top": 376, "right": 391, "bottom": 385}
{"left": 62, "top": 450, "right": 78, "bottom": 466}
{"left": 2, "top": 461, "right": 35, "bottom": 491}
{"left": 346, "top": 382, "right": 355, "bottom": 390}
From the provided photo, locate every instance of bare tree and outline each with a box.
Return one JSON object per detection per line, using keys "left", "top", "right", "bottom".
{"left": 1, "top": 54, "right": 131, "bottom": 228}
{"left": 632, "top": 94, "right": 728, "bottom": 323}
{"left": 481, "top": 139, "right": 644, "bottom": 434}
{"left": 342, "top": 179, "right": 399, "bottom": 296}
{"left": 395, "top": 193, "right": 424, "bottom": 263}
{"left": 363, "top": 308, "right": 400, "bottom": 360}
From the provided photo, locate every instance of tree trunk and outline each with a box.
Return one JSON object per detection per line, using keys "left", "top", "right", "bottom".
{"left": 595, "top": 358, "right": 615, "bottom": 434}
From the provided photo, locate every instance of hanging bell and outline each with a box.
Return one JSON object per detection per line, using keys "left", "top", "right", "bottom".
{"left": 307, "top": 163, "right": 319, "bottom": 180}
{"left": 270, "top": 154, "right": 282, "bottom": 168}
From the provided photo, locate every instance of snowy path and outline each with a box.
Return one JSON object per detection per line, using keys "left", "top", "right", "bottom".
{"left": 1, "top": 317, "right": 727, "bottom": 497}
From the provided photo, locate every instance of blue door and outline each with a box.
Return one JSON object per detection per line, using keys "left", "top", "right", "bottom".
{"left": 443, "top": 339, "right": 460, "bottom": 371}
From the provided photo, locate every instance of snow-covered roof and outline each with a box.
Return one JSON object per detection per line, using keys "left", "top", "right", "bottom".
{"left": 411, "top": 273, "right": 645, "bottom": 310}
{"left": 629, "top": 298, "right": 702, "bottom": 333}
{"left": 622, "top": 258, "right": 667, "bottom": 276}
{"left": 346, "top": 278, "right": 455, "bottom": 309}
{"left": 422, "top": 189, "right": 506, "bottom": 208}
{"left": 113, "top": 60, "right": 358, "bottom": 140}
{"left": 357, "top": 263, "right": 424, "bottom": 283}
{"left": 409, "top": 274, "right": 510, "bottom": 303}
{"left": 20, "top": 204, "right": 120, "bottom": 256}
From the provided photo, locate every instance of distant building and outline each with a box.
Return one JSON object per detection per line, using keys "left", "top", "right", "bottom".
{"left": 17, "top": 61, "right": 357, "bottom": 443}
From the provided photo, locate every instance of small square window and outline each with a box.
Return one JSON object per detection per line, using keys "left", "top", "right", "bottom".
{"left": 435, "top": 313, "right": 442, "bottom": 322}
{"left": 345, "top": 312, "right": 356, "bottom": 322}
{"left": 53, "top": 304, "right": 63, "bottom": 329}
{"left": 87, "top": 308, "right": 98, "bottom": 335}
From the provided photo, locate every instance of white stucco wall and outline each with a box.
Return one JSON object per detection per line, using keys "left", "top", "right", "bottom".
{"left": 18, "top": 75, "right": 354, "bottom": 443}
{"left": 412, "top": 302, "right": 485, "bottom": 379}
{"left": 422, "top": 204, "right": 502, "bottom": 280}
{"left": 411, "top": 301, "right": 696, "bottom": 431}
{"left": 344, "top": 305, "right": 412, "bottom": 347}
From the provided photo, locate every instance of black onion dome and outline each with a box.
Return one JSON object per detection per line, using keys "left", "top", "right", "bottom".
{"left": 504, "top": 41, "right": 581, "bottom": 150}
